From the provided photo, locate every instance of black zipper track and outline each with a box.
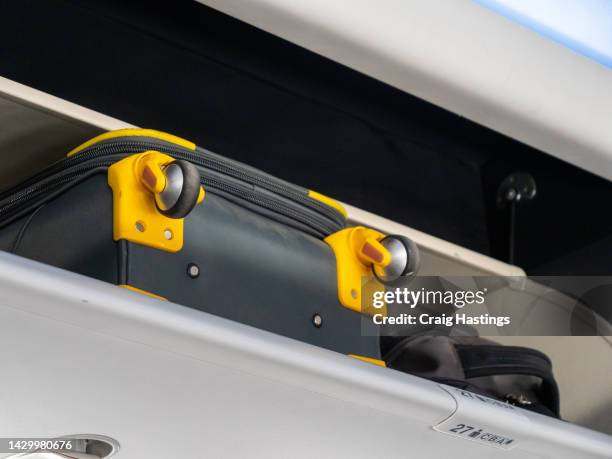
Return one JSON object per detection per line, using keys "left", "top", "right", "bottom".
{"left": 0, "top": 139, "right": 345, "bottom": 237}
{"left": 0, "top": 156, "right": 125, "bottom": 213}
{"left": 0, "top": 139, "right": 345, "bottom": 226}
{"left": 198, "top": 172, "right": 336, "bottom": 236}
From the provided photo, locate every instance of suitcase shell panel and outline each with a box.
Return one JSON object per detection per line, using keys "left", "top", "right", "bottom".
{"left": 0, "top": 172, "right": 379, "bottom": 357}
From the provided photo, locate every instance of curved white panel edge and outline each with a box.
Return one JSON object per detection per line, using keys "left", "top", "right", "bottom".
{"left": 0, "top": 77, "right": 134, "bottom": 131}
{"left": 0, "top": 253, "right": 611, "bottom": 458}
{"left": 197, "top": 0, "right": 612, "bottom": 182}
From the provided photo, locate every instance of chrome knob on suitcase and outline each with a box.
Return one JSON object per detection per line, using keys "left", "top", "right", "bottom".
{"left": 373, "top": 235, "right": 420, "bottom": 284}
{"left": 138, "top": 154, "right": 204, "bottom": 219}
{"left": 154, "top": 160, "right": 202, "bottom": 219}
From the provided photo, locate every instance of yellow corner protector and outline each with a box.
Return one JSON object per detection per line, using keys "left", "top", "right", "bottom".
{"left": 324, "top": 226, "right": 390, "bottom": 315}
{"left": 119, "top": 284, "right": 166, "bottom": 300}
{"left": 68, "top": 128, "right": 196, "bottom": 157}
{"left": 349, "top": 355, "right": 387, "bottom": 367}
{"left": 308, "top": 190, "right": 348, "bottom": 218}
{"left": 108, "top": 151, "right": 204, "bottom": 252}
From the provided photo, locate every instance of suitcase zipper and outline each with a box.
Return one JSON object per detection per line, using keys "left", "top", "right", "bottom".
{"left": 0, "top": 139, "right": 345, "bottom": 237}
{"left": 1, "top": 139, "right": 344, "bottom": 225}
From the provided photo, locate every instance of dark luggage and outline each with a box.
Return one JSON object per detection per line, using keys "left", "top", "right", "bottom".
{"left": 0, "top": 128, "right": 391, "bottom": 359}
{"left": 383, "top": 333, "right": 561, "bottom": 418}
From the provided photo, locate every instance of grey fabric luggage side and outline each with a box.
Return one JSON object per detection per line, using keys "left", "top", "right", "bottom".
{"left": 0, "top": 132, "right": 380, "bottom": 359}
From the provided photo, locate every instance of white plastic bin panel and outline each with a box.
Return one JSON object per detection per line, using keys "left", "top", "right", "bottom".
{"left": 0, "top": 253, "right": 610, "bottom": 458}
